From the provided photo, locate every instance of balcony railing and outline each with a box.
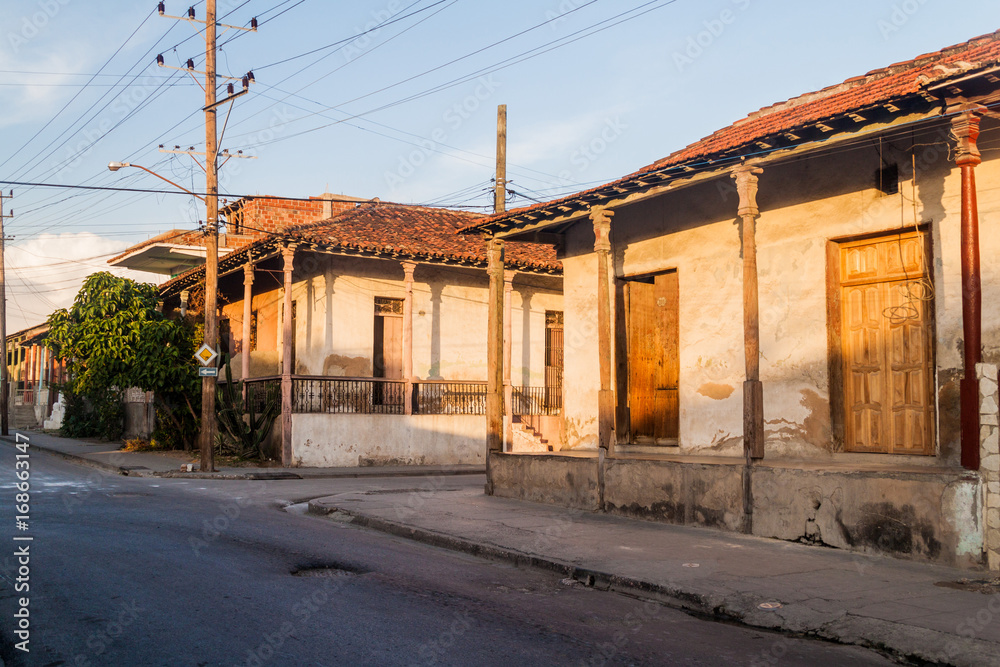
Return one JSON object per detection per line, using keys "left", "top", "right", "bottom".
{"left": 239, "top": 375, "right": 563, "bottom": 417}
{"left": 415, "top": 381, "right": 487, "bottom": 415}
{"left": 293, "top": 376, "right": 405, "bottom": 415}
{"left": 243, "top": 377, "right": 281, "bottom": 414}
{"left": 512, "top": 385, "right": 562, "bottom": 416}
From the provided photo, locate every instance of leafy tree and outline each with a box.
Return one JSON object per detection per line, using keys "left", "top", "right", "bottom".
{"left": 45, "top": 272, "right": 202, "bottom": 445}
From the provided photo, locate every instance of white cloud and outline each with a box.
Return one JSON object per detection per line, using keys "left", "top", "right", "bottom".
{"left": 5, "top": 232, "right": 163, "bottom": 333}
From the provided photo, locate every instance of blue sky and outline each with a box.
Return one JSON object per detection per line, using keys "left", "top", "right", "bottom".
{"left": 0, "top": 0, "right": 997, "bottom": 329}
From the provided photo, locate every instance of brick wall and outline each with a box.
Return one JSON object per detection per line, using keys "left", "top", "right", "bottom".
{"left": 226, "top": 196, "right": 359, "bottom": 241}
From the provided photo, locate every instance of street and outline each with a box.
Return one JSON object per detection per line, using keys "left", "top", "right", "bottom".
{"left": 0, "top": 442, "right": 895, "bottom": 666}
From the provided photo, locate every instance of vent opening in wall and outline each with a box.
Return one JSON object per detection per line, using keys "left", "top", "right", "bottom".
{"left": 876, "top": 164, "right": 899, "bottom": 195}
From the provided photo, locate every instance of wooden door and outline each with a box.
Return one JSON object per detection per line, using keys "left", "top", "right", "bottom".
{"left": 373, "top": 300, "right": 403, "bottom": 379}
{"left": 627, "top": 271, "right": 679, "bottom": 444}
{"left": 841, "top": 233, "right": 933, "bottom": 454}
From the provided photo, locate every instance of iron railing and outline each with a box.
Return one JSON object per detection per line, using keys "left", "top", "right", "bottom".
{"left": 244, "top": 377, "right": 281, "bottom": 414}
{"left": 414, "top": 381, "right": 487, "bottom": 415}
{"left": 293, "top": 376, "right": 405, "bottom": 414}
{"left": 242, "top": 376, "right": 562, "bottom": 417}
{"left": 512, "top": 385, "right": 562, "bottom": 416}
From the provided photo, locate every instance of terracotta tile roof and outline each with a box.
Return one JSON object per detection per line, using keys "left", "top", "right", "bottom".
{"left": 464, "top": 29, "right": 1000, "bottom": 234}
{"left": 286, "top": 202, "right": 559, "bottom": 271}
{"left": 159, "top": 202, "right": 560, "bottom": 297}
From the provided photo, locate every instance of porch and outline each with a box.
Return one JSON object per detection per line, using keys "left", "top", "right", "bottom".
{"left": 243, "top": 375, "right": 562, "bottom": 467}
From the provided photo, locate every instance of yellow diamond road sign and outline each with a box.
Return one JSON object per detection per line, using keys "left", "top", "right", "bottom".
{"left": 194, "top": 343, "right": 218, "bottom": 367}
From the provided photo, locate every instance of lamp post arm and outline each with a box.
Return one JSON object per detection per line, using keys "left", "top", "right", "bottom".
{"left": 130, "top": 164, "right": 206, "bottom": 202}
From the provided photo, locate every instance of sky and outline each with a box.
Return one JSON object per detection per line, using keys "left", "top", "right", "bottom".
{"left": 0, "top": 0, "right": 997, "bottom": 332}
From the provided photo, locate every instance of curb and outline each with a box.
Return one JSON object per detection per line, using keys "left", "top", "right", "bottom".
{"left": 2, "top": 438, "right": 486, "bottom": 481}
{"left": 307, "top": 499, "right": 999, "bottom": 667}
{"left": 1, "top": 437, "right": 129, "bottom": 476}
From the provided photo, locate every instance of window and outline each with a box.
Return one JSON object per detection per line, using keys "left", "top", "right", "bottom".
{"left": 834, "top": 231, "right": 934, "bottom": 454}
{"left": 544, "top": 311, "right": 563, "bottom": 411}
{"left": 618, "top": 271, "right": 680, "bottom": 445}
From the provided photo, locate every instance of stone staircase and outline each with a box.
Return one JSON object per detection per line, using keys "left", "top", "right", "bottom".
{"left": 510, "top": 414, "right": 561, "bottom": 453}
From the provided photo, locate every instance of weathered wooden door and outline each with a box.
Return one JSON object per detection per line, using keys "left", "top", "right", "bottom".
{"left": 841, "top": 233, "right": 933, "bottom": 454}
{"left": 373, "top": 298, "right": 403, "bottom": 379}
{"left": 627, "top": 271, "right": 679, "bottom": 444}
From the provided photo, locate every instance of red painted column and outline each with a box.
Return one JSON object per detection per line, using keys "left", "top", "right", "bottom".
{"left": 951, "top": 103, "right": 985, "bottom": 470}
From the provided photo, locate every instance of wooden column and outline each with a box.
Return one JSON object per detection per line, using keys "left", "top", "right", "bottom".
{"left": 503, "top": 269, "right": 515, "bottom": 451}
{"left": 485, "top": 238, "right": 505, "bottom": 493}
{"left": 179, "top": 290, "right": 190, "bottom": 317}
{"left": 402, "top": 261, "right": 417, "bottom": 416}
{"left": 732, "top": 163, "right": 765, "bottom": 461}
{"left": 951, "top": 102, "right": 986, "bottom": 470}
{"left": 591, "top": 206, "right": 616, "bottom": 456}
{"left": 280, "top": 244, "right": 296, "bottom": 467}
{"left": 241, "top": 261, "right": 254, "bottom": 388}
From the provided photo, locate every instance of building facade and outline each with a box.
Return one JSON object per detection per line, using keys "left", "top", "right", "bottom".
{"left": 467, "top": 31, "right": 1000, "bottom": 570}
{"left": 161, "top": 202, "right": 562, "bottom": 467}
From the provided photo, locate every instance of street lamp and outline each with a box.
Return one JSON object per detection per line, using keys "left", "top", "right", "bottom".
{"left": 108, "top": 162, "right": 206, "bottom": 202}
{"left": 109, "top": 160, "right": 217, "bottom": 472}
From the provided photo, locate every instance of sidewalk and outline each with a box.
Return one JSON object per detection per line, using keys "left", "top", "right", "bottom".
{"left": 11, "top": 429, "right": 1000, "bottom": 665}
{"left": 2, "top": 431, "right": 485, "bottom": 479}
{"left": 308, "top": 484, "right": 1000, "bottom": 667}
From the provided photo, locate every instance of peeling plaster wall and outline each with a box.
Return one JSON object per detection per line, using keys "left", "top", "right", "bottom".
{"left": 556, "top": 117, "right": 1000, "bottom": 464}
{"left": 980, "top": 363, "right": 1000, "bottom": 570}
{"left": 751, "top": 465, "right": 981, "bottom": 568}
{"left": 293, "top": 414, "right": 484, "bottom": 467}
{"left": 560, "top": 224, "right": 602, "bottom": 450}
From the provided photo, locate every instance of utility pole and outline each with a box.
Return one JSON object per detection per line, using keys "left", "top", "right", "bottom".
{"left": 201, "top": 0, "right": 220, "bottom": 473}
{"left": 157, "top": 2, "right": 256, "bottom": 472}
{"left": 495, "top": 105, "right": 507, "bottom": 214}
{"left": 0, "top": 191, "right": 11, "bottom": 437}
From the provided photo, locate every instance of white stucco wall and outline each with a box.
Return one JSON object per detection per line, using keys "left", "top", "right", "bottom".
{"left": 224, "top": 254, "right": 562, "bottom": 384}
{"left": 292, "top": 413, "right": 486, "bottom": 467}
{"left": 273, "top": 255, "right": 562, "bottom": 384}
{"left": 558, "top": 116, "right": 1000, "bottom": 463}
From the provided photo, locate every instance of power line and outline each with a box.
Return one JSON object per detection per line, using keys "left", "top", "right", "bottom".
{"left": 0, "top": 8, "right": 157, "bottom": 173}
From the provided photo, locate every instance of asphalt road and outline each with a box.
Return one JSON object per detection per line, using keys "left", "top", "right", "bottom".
{"left": 0, "top": 441, "right": 897, "bottom": 666}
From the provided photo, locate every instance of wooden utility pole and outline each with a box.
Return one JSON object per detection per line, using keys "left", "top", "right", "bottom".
{"left": 0, "top": 191, "right": 11, "bottom": 437}
{"left": 495, "top": 105, "right": 507, "bottom": 214}
{"left": 485, "top": 104, "right": 507, "bottom": 491}
{"left": 197, "top": 0, "right": 220, "bottom": 473}
{"left": 156, "top": 2, "right": 256, "bottom": 472}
